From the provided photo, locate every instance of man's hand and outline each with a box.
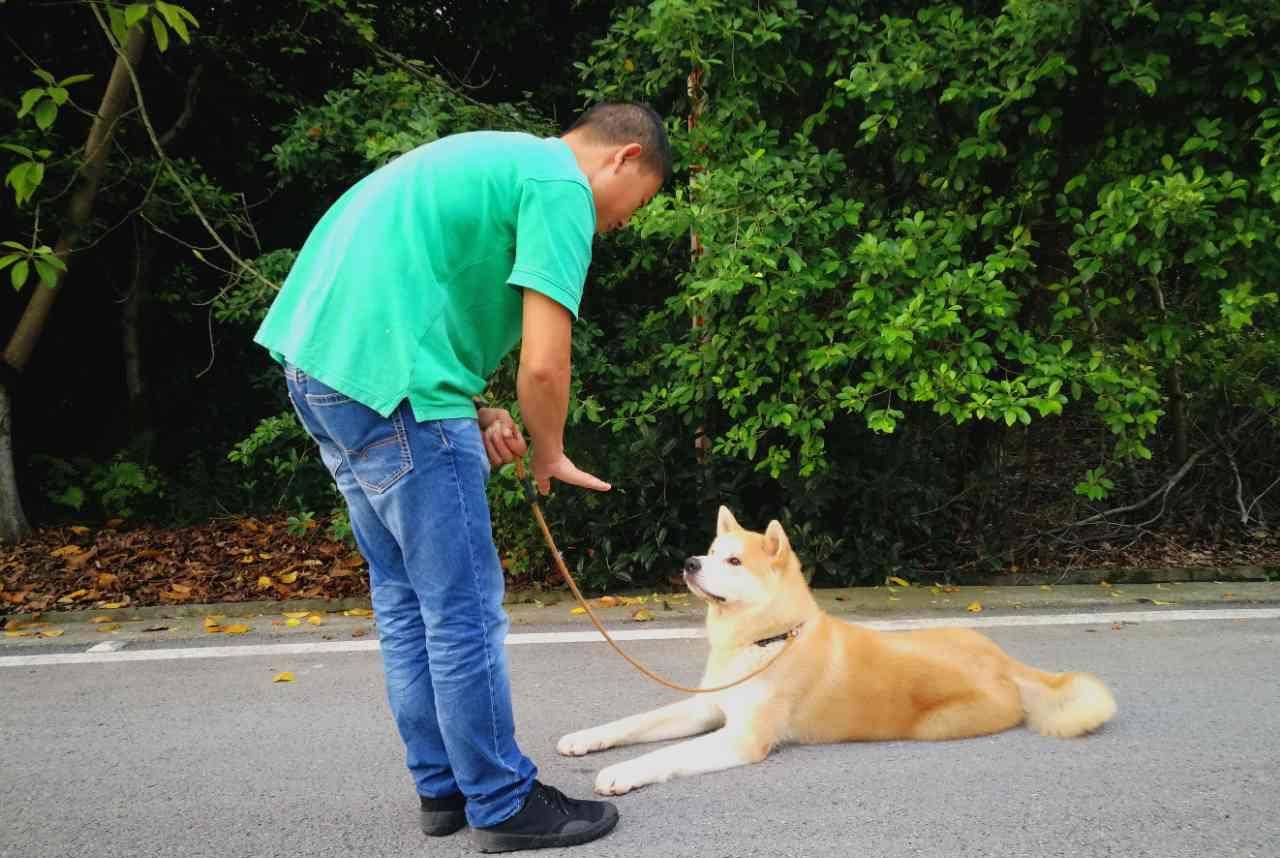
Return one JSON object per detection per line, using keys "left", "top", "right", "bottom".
{"left": 532, "top": 449, "right": 611, "bottom": 495}
{"left": 477, "top": 407, "right": 527, "bottom": 467}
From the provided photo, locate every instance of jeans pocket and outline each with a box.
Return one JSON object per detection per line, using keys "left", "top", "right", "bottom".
{"left": 303, "top": 379, "right": 413, "bottom": 494}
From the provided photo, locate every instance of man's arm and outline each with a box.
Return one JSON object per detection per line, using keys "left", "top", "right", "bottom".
{"left": 517, "top": 288, "right": 610, "bottom": 494}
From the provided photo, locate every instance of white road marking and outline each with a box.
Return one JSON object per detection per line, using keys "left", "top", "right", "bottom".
{"left": 0, "top": 607, "right": 1277, "bottom": 669}
{"left": 86, "top": 641, "right": 127, "bottom": 653}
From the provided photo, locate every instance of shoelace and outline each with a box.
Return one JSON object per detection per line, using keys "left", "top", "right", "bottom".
{"left": 533, "top": 781, "right": 576, "bottom": 816}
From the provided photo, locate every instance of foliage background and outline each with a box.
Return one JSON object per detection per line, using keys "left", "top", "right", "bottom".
{"left": 2, "top": 0, "right": 1278, "bottom": 593}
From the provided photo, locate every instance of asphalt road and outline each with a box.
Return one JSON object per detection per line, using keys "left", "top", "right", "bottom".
{"left": 2, "top": 610, "right": 1277, "bottom": 858}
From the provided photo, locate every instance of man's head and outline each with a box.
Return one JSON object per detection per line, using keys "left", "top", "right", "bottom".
{"left": 562, "top": 102, "right": 671, "bottom": 234}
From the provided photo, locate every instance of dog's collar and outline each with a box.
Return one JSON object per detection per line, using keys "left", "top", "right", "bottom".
{"left": 754, "top": 623, "right": 803, "bottom": 648}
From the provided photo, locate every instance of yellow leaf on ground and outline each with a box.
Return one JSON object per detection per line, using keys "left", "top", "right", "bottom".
{"left": 1151, "top": 600, "right": 1179, "bottom": 606}
{"left": 170, "top": 583, "right": 192, "bottom": 595}
{"left": 307, "top": 614, "right": 323, "bottom": 626}
{"left": 286, "top": 618, "right": 301, "bottom": 628}
{"left": 91, "top": 616, "right": 114, "bottom": 624}
{"left": 39, "top": 629, "right": 65, "bottom": 638}
{"left": 272, "top": 672, "right": 295, "bottom": 683}
{"left": 223, "top": 624, "right": 251, "bottom": 635}
{"left": 257, "top": 576, "right": 273, "bottom": 588}
{"left": 888, "top": 576, "right": 911, "bottom": 588}
{"left": 96, "top": 624, "right": 120, "bottom": 632}
{"left": 99, "top": 601, "right": 127, "bottom": 609}
{"left": 1099, "top": 581, "right": 1112, "bottom": 588}
{"left": 352, "top": 626, "right": 367, "bottom": 638}
{"left": 51, "top": 545, "right": 83, "bottom": 558}
{"left": 282, "top": 611, "right": 310, "bottom": 619}
{"left": 240, "top": 555, "right": 257, "bottom": 564}
{"left": 259, "top": 553, "right": 274, "bottom": 560}
{"left": 570, "top": 607, "right": 586, "bottom": 615}
{"left": 967, "top": 601, "right": 983, "bottom": 613}
{"left": 57, "top": 589, "right": 90, "bottom": 604}
{"left": 5, "top": 630, "right": 35, "bottom": 637}
{"left": 342, "top": 608, "right": 373, "bottom": 618}
{"left": 1040, "top": 585, "right": 1053, "bottom": 591}
{"left": 69, "top": 525, "right": 91, "bottom": 535}
{"left": 279, "top": 572, "right": 298, "bottom": 584}
{"left": 203, "top": 616, "right": 224, "bottom": 633}
{"left": 631, "top": 608, "right": 654, "bottom": 622}
{"left": 597, "top": 596, "right": 620, "bottom": 607}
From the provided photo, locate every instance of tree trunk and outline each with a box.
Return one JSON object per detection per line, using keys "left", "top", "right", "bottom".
{"left": 123, "top": 221, "right": 153, "bottom": 458}
{"left": 0, "top": 387, "right": 28, "bottom": 542}
{"left": 0, "top": 25, "right": 148, "bottom": 542}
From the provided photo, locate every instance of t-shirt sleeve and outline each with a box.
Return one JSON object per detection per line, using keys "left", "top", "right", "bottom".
{"left": 508, "top": 178, "right": 595, "bottom": 318}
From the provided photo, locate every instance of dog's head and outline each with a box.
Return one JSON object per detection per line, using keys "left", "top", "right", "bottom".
{"left": 682, "top": 506, "right": 806, "bottom": 614}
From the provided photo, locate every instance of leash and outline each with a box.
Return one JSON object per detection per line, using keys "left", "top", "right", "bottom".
{"left": 513, "top": 458, "right": 797, "bottom": 694}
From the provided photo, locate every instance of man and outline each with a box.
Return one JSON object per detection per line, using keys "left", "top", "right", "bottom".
{"left": 254, "top": 102, "right": 670, "bottom": 852}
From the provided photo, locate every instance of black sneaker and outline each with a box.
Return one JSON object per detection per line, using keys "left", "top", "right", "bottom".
{"left": 419, "top": 793, "right": 467, "bottom": 837}
{"left": 472, "top": 780, "right": 619, "bottom": 853}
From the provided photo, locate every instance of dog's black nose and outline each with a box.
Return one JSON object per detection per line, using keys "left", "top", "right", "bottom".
{"left": 683, "top": 557, "right": 701, "bottom": 574}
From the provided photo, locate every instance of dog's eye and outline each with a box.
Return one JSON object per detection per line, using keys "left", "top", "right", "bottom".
{"left": 727, "top": 557, "right": 741, "bottom": 566}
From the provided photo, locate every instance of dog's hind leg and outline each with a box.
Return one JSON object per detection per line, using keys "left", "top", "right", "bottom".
{"left": 558, "top": 696, "right": 724, "bottom": 757}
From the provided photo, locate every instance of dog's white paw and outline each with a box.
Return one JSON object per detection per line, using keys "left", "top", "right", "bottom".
{"left": 594, "top": 762, "right": 647, "bottom": 796}
{"left": 557, "top": 729, "right": 610, "bottom": 757}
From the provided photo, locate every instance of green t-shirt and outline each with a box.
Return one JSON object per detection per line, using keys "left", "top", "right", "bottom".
{"left": 254, "top": 131, "right": 596, "bottom": 420}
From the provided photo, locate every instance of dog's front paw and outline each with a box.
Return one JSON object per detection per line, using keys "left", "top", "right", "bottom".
{"left": 557, "top": 729, "right": 611, "bottom": 757}
{"left": 594, "top": 762, "right": 648, "bottom": 796}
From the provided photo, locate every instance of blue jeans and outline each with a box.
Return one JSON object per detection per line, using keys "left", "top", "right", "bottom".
{"left": 284, "top": 365, "right": 537, "bottom": 827}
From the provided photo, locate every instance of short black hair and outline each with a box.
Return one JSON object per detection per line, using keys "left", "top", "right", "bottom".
{"left": 567, "top": 102, "right": 673, "bottom": 185}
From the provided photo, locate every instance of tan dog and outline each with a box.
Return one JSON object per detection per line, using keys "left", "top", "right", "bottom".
{"left": 558, "top": 507, "right": 1117, "bottom": 795}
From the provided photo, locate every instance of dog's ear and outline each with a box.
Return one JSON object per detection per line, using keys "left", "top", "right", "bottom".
{"left": 717, "top": 506, "right": 741, "bottom": 535}
{"left": 763, "top": 520, "right": 790, "bottom": 561}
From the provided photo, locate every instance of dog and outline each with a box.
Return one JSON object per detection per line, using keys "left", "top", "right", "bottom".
{"left": 557, "top": 507, "right": 1117, "bottom": 795}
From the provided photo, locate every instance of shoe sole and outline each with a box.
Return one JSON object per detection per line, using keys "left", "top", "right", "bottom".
{"left": 472, "top": 808, "right": 619, "bottom": 853}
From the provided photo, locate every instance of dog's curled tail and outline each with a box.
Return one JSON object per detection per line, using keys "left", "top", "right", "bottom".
{"left": 1010, "top": 665, "right": 1117, "bottom": 738}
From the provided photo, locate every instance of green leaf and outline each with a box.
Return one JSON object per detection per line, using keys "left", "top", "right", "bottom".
{"left": 33, "top": 99, "right": 57, "bottom": 130}
{"left": 58, "top": 74, "right": 93, "bottom": 86}
{"left": 125, "top": 2, "right": 149, "bottom": 28}
{"left": 108, "top": 6, "right": 130, "bottom": 43}
{"left": 155, "top": 0, "right": 192, "bottom": 42}
{"left": 0, "top": 143, "right": 34, "bottom": 158}
{"left": 0, "top": 253, "right": 22, "bottom": 271}
{"left": 32, "top": 69, "right": 55, "bottom": 85}
{"left": 18, "top": 89, "right": 44, "bottom": 118}
{"left": 152, "top": 14, "right": 170, "bottom": 52}
{"left": 33, "top": 259, "right": 60, "bottom": 289}
{"left": 11, "top": 259, "right": 29, "bottom": 290}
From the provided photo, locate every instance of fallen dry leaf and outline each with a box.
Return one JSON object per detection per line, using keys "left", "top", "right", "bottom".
{"left": 285, "top": 618, "right": 302, "bottom": 628}
{"left": 597, "top": 596, "right": 621, "bottom": 607}
{"left": 1099, "top": 581, "right": 1112, "bottom": 588}
{"left": 98, "top": 600, "right": 128, "bottom": 609}
{"left": 69, "top": 526, "right": 91, "bottom": 536}
{"left": 4, "top": 629, "right": 35, "bottom": 637}
{"left": 342, "top": 608, "right": 373, "bottom": 618}
{"left": 279, "top": 572, "right": 298, "bottom": 584}
{"left": 282, "top": 611, "right": 310, "bottom": 619}
{"left": 631, "top": 608, "right": 654, "bottom": 622}
{"left": 51, "top": 545, "right": 83, "bottom": 558}
{"left": 96, "top": 623, "right": 120, "bottom": 632}
{"left": 223, "top": 623, "right": 251, "bottom": 635}
{"left": 307, "top": 614, "right": 323, "bottom": 626}
{"left": 570, "top": 606, "right": 587, "bottom": 615}
{"left": 272, "top": 671, "right": 295, "bottom": 683}
{"left": 257, "top": 576, "right": 273, "bottom": 588}
{"left": 91, "top": 615, "right": 114, "bottom": 624}
{"left": 39, "top": 628, "right": 65, "bottom": 638}
{"left": 887, "top": 576, "right": 911, "bottom": 588}
{"left": 352, "top": 626, "right": 367, "bottom": 638}
{"left": 96, "top": 573, "right": 120, "bottom": 588}
{"left": 967, "top": 601, "right": 983, "bottom": 613}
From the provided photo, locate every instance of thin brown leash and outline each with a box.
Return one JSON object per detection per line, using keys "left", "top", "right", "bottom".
{"left": 513, "top": 458, "right": 796, "bottom": 694}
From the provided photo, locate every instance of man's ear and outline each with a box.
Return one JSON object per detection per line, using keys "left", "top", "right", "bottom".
{"left": 611, "top": 142, "right": 643, "bottom": 170}
{"left": 763, "top": 520, "right": 790, "bottom": 561}
{"left": 717, "top": 506, "right": 741, "bottom": 535}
